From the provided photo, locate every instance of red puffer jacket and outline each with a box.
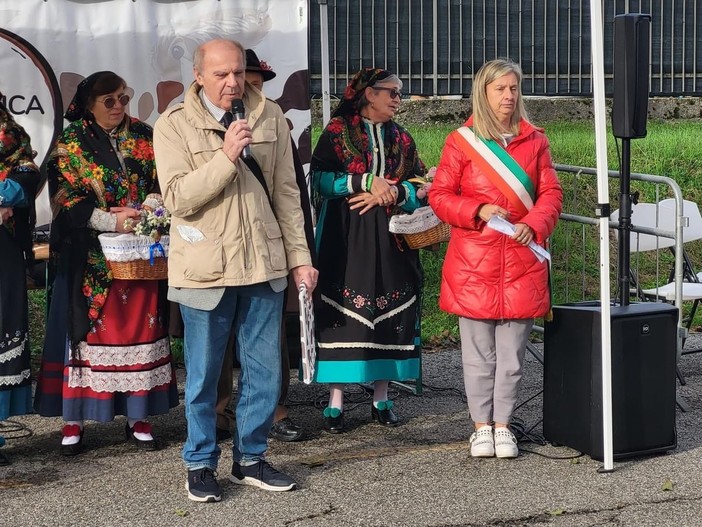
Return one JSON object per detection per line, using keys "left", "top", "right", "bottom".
{"left": 429, "top": 117, "right": 562, "bottom": 320}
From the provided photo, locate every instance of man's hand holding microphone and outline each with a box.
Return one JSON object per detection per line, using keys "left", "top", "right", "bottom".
{"left": 223, "top": 99, "right": 253, "bottom": 163}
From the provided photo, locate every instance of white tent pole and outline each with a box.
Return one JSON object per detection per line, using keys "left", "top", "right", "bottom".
{"left": 319, "top": 0, "right": 331, "bottom": 127}
{"left": 589, "top": 0, "right": 615, "bottom": 471}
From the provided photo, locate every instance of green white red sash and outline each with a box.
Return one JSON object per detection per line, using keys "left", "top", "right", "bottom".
{"left": 453, "top": 126, "right": 535, "bottom": 216}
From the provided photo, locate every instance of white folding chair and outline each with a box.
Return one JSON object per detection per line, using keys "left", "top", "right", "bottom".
{"left": 612, "top": 199, "right": 702, "bottom": 300}
{"left": 636, "top": 200, "right": 702, "bottom": 305}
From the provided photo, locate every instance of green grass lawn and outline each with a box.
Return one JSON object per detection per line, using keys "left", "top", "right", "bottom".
{"left": 27, "top": 120, "right": 702, "bottom": 354}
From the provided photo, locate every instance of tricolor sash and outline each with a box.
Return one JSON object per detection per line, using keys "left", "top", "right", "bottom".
{"left": 453, "top": 126, "right": 535, "bottom": 216}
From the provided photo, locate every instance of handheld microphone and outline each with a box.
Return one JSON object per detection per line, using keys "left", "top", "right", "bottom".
{"left": 230, "top": 99, "right": 252, "bottom": 160}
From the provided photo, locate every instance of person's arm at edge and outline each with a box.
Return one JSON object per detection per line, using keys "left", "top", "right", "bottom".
{"left": 269, "top": 105, "right": 312, "bottom": 272}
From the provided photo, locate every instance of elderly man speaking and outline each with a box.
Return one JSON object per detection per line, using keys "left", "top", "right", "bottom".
{"left": 154, "top": 38, "right": 317, "bottom": 503}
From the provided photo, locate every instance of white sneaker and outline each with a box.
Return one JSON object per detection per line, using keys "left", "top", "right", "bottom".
{"left": 469, "top": 425, "right": 495, "bottom": 457}
{"left": 494, "top": 427, "right": 519, "bottom": 458}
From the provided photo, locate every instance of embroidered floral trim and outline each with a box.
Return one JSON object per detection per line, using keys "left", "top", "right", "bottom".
{"left": 0, "top": 369, "right": 31, "bottom": 387}
{"left": 67, "top": 362, "right": 173, "bottom": 392}
{"left": 118, "top": 287, "right": 130, "bottom": 305}
{"left": 322, "top": 294, "right": 416, "bottom": 329}
{"left": 74, "top": 337, "right": 170, "bottom": 367}
{"left": 338, "top": 282, "right": 416, "bottom": 317}
{"left": 0, "top": 337, "right": 25, "bottom": 364}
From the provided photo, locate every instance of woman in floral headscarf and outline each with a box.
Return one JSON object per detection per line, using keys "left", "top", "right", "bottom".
{"left": 34, "top": 71, "right": 178, "bottom": 455}
{"left": 310, "top": 68, "right": 426, "bottom": 433}
{"left": 0, "top": 98, "right": 40, "bottom": 465}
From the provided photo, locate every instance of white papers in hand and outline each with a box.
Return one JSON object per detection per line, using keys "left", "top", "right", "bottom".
{"left": 486, "top": 215, "right": 551, "bottom": 263}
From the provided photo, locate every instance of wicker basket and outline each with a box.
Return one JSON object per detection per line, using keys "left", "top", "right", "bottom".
{"left": 107, "top": 257, "right": 168, "bottom": 280}
{"left": 98, "top": 233, "right": 169, "bottom": 280}
{"left": 388, "top": 206, "right": 451, "bottom": 249}
{"left": 401, "top": 221, "right": 451, "bottom": 249}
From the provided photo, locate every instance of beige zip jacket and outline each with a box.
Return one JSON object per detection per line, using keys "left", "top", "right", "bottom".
{"left": 153, "top": 82, "right": 311, "bottom": 289}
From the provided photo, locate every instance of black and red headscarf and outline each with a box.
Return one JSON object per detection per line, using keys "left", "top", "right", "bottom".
{"left": 312, "top": 68, "right": 425, "bottom": 212}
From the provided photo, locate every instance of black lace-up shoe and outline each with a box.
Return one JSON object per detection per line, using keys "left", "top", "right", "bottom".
{"left": 270, "top": 418, "right": 304, "bottom": 442}
{"left": 186, "top": 468, "right": 222, "bottom": 502}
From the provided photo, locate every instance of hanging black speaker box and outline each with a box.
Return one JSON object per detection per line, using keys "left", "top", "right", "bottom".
{"left": 612, "top": 14, "right": 651, "bottom": 139}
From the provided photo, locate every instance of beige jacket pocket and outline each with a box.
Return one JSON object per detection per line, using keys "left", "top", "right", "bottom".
{"left": 251, "top": 122, "right": 277, "bottom": 175}
{"left": 182, "top": 236, "right": 225, "bottom": 282}
{"left": 264, "top": 221, "right": 287, "bottom": 271}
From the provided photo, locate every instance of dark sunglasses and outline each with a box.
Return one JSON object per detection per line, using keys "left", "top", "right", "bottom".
{"left": 374, "top": 87, "right": 402, "bottom": 99}
{"left": 98, "top": 94, "right": 130, "bottom": 109}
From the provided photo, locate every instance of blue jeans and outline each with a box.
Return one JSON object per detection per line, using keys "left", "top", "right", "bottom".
{"left": 180, "top": 283, "right": 283, "bottom": 471}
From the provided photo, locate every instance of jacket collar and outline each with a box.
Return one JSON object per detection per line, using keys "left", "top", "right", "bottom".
{"left": 183, "top": 81, "right": 267, "bottom": 130}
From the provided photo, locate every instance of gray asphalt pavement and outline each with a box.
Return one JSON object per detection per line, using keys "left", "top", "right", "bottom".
{"left": 1, "top": 339, "right": 701, "bottom": 527}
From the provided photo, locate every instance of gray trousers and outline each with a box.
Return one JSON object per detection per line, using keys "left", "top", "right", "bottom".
{"left": 459, "top": 317, "right": 533, "bottom": 425}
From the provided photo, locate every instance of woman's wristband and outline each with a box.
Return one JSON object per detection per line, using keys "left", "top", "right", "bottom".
{"left": 364, "top": 173, "right": 374, "bottom": 192}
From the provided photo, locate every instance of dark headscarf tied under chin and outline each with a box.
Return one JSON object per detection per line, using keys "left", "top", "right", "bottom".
{"left": 64, "top": 71, "right": 114, "bottom": 122}
{"left": 332, "top": 67, "right": 392, "bottom": 118}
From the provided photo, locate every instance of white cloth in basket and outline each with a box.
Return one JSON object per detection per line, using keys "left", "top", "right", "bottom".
{"left": 98, "top": 233, "right": 170, "bottom": 262}
{"left": 388, "top": 206, "right": 443, "bottom": 235}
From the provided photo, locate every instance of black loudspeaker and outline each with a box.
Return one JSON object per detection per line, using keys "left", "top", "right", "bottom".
{"left": 612, "top": 13, "right": 651, "bottom": 139}
{"left": 543, "top": 302, "right": 677, "bottom": 460}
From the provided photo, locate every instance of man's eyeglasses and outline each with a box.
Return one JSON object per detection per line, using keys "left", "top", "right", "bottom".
{"left": 97, "top": 94, "right": 131, "bottom": 109}
{"left": 374, "top": 87, "right": 402, "bottom": 100}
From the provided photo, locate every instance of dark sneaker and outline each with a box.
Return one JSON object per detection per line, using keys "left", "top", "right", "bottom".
{"left": 185, "top": 468, "right": 222, "bottom": 502}
{"left": 229, "top": 460, "right": 297, "bottom": 492}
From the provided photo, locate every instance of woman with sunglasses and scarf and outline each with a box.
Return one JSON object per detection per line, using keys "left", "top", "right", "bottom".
{"left": 34, "top": 71, "right": 178, "bottom": 455}
{"left": 0, "top": 97, "right": 40, "bottom": 465}
{"left": 311, "top": 68, "right": 426, "bottom": 433}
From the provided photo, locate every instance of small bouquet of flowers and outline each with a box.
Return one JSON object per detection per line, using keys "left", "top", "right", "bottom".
{"left": 99, "top": 194, "right": 171, "bottom": 280}
{"left": 127, "top": 194, "right": 171, "bottom": 243}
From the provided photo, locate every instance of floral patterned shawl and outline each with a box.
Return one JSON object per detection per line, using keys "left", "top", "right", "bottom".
{"left": 48, "top": 116, "right": 157, "bottom": 342}
{"left": 0, "top": 104, "right": 38, "bottom": 181}
{"left": 312, "top": 68, "right": 425, "bottom": 212}
{"left": 0, "top": 102, "right": 40, "bottom": 257}
{"left": 312, "top": 120, "right": 425, "bottom": 215}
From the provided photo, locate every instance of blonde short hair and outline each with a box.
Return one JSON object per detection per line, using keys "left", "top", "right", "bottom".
{"left": 471, "top": 58, "right": 529, "bottom": 141}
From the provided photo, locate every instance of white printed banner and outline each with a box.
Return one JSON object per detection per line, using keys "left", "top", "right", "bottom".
{"left": 0, "top": 0, "right": 310, "bottom": 226}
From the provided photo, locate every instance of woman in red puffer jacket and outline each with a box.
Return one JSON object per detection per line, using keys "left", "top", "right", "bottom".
{"left": 429, "top": 59, "right": 562, "bottom": 460}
